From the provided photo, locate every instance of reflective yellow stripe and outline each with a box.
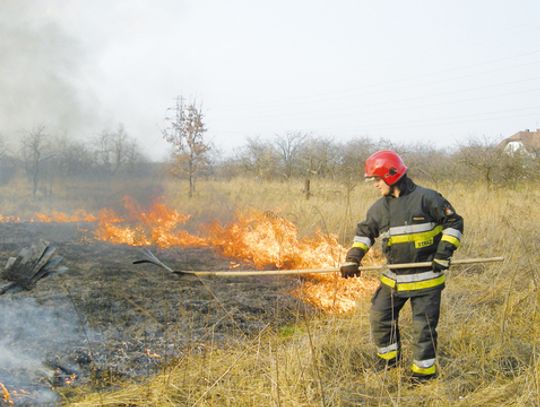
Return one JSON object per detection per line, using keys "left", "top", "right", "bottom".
{"left": 441, "top": 235, "right": 461, "bottom": 248}
{"left": 396, "top": 275, "right": 445, "bottom": 291}
{"left": 352, "top": 242, "right": 369, "bottom": 251}
{"left": 388, "top": 225, "right": 443, "bottom": 248}
{"left": 411, "top": 363, "right": 436, "bottom": 375}
{"left": 377, "top": 350, "right": 398, "bottom": 360}
{"left": 380, "top": 274, "right": 396, "bottom": 288}
{"left": 380, "top": 274, "right": 446, "bottom": 291}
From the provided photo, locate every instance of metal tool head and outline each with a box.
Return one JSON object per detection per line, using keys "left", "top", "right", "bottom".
{"left": 133, "top": 248, "right": 183, "bottom": 274}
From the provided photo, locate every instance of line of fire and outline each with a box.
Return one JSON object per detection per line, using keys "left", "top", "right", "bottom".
{"left": 1, "top": 195, "right": 380, "bottom": 313}
{"left": 0, "top": 195, "right": 381, "bottom": 404}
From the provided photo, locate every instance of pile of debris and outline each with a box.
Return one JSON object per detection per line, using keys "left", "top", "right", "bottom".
{"left": 0, "top": 240, "right": 66, "bottom": 295}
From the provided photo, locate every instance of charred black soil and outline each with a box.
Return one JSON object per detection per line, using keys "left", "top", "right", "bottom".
{"left": 0, "top": 222, "right": 309, "bottom": 406}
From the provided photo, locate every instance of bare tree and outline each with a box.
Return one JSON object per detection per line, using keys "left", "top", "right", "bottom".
{"left": 56, "top": 136, "right": 94, "bottom": 177}
{"left": 93, "top": 124, "right": 141, "bottom": 176}
{"left": 398, "top": 143, "right": 453, "bottom": 187}
{"left": 299, "top": 137, "right": 341, "bottom": 178}
{"left": 337, "top": 137, "right": 375, "bottom": 189}
{"left": 456, "top": 137, "right": 502, "bottom": 188}
{"left": 0, "top": 134, "right": 16, "bottom": 185}
{"left": 110, "top": 124, "right": 129, "bottom": 175}
{"left": 237, "top": 137, "right": 279, "bottom": 180}
{"left": 123, "top": 138, "right": 145, "bottom": 174}
{"left": 21, "top": 126, "right": 53, "bottom": 197}
{"left": 273, "top": 131, "right": 308, "bottom": 179}
{"left": 297, "top": 136, "right": 341, "bottom": 199}
{"left": 455, "top": 137, "right": 535, "bottom": 188}
{"left": 162, "top": 97, "right": 210, "bottom": 198}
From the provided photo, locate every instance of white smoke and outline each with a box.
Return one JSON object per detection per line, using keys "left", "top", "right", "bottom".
{"left": 0, "top": 1, "right": 100, "bottom": 146}
{"left": 0, "top": 296, "right": 84, "bottom": 405}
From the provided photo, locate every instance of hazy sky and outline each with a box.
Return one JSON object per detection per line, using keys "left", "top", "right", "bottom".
{"left": 1, "top": 0, "right": 540, "bottom": 160}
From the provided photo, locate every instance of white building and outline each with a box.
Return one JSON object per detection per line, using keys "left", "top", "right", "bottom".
{"left": 498, "top": 129, "right": 540, "bottom": 158}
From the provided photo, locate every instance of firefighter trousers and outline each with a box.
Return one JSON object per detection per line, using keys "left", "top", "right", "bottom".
{"left": 369, "top": 284, "right": 441, "bottom": 374}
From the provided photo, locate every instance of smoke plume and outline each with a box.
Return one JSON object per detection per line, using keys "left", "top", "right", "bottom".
{"left": 0, "top": 2, "right": 98, "bottom": 145}
{"left": 0, "top": 296, "right": 85, "bottom": 405}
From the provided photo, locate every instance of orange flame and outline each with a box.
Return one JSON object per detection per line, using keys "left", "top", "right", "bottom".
{"left": 95, "top": 203, "right": 346, "bottom": 269}
{"left": 0, "top": 210, "right": 96, "bottom": 223}
{"left": 0, "top": 383, "right": 13, "bottom": 406}
{"left": 204, "top": 211, "right": 345, "bottom": 269}
{"left": 95, "top": 198, "right": 206, "bottom": 248}
{"left": 292, "top": 272, "right": 380, "bottom": 314}
{"left": 95, "top": 208, "right": 152, "bottom": 246}
{"left": 0, "top": 215, "right": 21, "bottom": 223}
{"left": 93, "top": 198, "right": 382, "bottom": 313}
{"left": 33, "top": 210, "right": 97, "bottom": 223}
{"left": 2, "top": 197, "right": 383, "bottom": 313}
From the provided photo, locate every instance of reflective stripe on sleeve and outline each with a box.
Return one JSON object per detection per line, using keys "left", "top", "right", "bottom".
{"left": 441, "top": 235, "right": 461, "bottom": 248}
{"left": 352, "top": 242, "right": 369, "bottom": 251}
{"left": 352, "top": 236, "right": 371, "bottom": 251}
{"left": 442, "top": 228, "right": 463, "bottom": 240}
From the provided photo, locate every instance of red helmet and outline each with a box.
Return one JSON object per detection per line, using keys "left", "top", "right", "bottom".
{"left": 364, "top": 150, "right": 407, "bottom": 185}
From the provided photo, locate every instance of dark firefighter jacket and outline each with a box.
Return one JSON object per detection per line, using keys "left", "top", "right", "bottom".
{"left": 347, "top": 177, "right": 464, "bottom": 295}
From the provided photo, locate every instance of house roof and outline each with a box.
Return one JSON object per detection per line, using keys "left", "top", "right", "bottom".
{"left": 499, "top": 129, "right": 540, "bottom": 151}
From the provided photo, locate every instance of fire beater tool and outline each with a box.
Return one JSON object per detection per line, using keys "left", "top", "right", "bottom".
{"left": 133, "top": 249, "right": 503, "bottom": 277}
{"left": 0, "top": 240, "right": 67, "bottom": 295}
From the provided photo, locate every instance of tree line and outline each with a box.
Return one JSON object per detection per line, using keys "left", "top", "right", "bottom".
{"left": 0, "top": 124, "right": 150, "bottom": 196}
{"left": 161, "top": 97, "right": 539, "bottom": 195}
{"left": 1, "top": 96, "right": 537, "bottom": 199}
{"left": 213, "top": 134, "right": 539, "bottom": 191}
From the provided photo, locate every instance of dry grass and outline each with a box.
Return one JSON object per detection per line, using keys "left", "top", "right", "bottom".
{"left": 5, "top": 176, "right": 537, "bottom": 406}
{"left": 163, "top": 177, "right": 375, "bottom": 243}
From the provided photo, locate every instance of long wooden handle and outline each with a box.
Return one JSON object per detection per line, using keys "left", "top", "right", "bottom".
{"left": 169, "top": 256, "right": 504, "bottom": 277}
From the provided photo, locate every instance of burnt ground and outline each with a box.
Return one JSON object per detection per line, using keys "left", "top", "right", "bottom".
{"left": 0, "top": 222, "right": 311, "bottom": 406}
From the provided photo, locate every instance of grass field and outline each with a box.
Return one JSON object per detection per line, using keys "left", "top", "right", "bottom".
{"left": 3, "top": 176, "right": 539, "bottom": 406}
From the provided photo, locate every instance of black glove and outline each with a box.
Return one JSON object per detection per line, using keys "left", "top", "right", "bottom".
{"left": 432, "top": 257, "right": 450, "bottom": 272}
{"left": 340, "top": 261, "right": 360, "bottom": 278}
{"left": 345, "top": 247, "right": 364, "bottom": 264}
{"left": 340, "top": 247, "right": 365, "bottom": 278}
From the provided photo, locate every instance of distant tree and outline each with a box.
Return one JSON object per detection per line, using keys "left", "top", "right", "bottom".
{"left": 162, "top": 97, "right": 210, "bottom": 198}
{"left": 54, "top": 137, "right": 88, "bottom": 177}
{"left": 0, "top": 134, "right": 16, "bottom": 185}
{"left": 299, "top": 137, "right": 341, "bottom": 178}
{"left": 213, "top": 154, "right": 244, "bottom": 179}
{"left": 273, "top": 131, "right": 308, "bottom": 179}
{"left": 93, "top": 124, "right": 138, "bottom": 176}
{"left": 296, "top": 136, "right": 342, "bottom": 199}
{"left": 337, "top": 137, "right": 376, "bottom": 189}
{"left": 21, "top": 126, "right": 53, "bottom": 197}
{"left": 123, "top": 138, "right": 146, "bottom": 175}
{"left": 398, "top": 143, "right": 453, "bottom": 186}
{"left": 455, "top": 137, "right": 534, "bottom": 188}
{"left": 237, "top": 137, "right": 279, "bottom": 180}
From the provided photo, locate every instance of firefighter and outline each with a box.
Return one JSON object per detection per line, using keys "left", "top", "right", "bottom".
{"left": 340, "top": 150, "right": 463, "bottom": 381}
